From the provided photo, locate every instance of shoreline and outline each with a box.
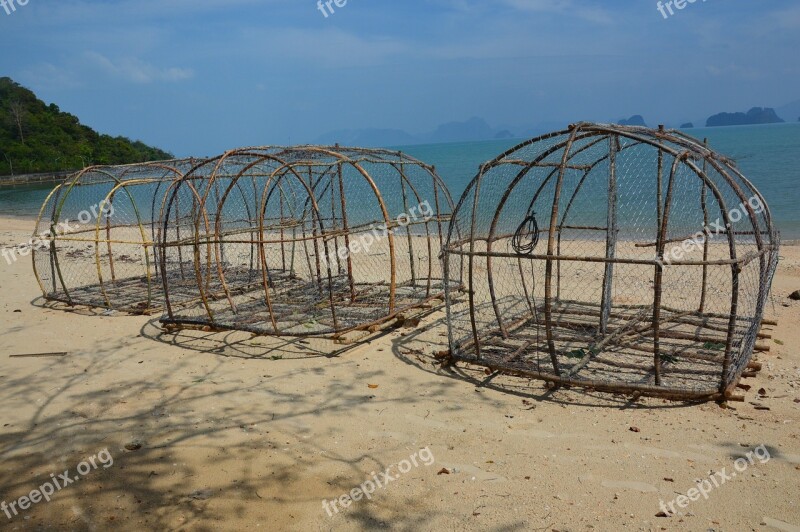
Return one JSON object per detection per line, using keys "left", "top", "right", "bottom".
{"left": 0, "top": 213, "right": 799, "bottom": 529}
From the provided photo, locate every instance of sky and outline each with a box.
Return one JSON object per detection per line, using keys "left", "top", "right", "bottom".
{"left": 0, "top": 0, "right": 798, "bottom": 157}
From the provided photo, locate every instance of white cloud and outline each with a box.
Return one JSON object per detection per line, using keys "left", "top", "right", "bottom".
{"left": 239, "top": 28, "right": 409, "bottom": 68}
{"left": 432, "top": 0, "right": 613, "bottom": 24}
{"left": 706, "top": 63, "right": 762, "bottom": 81}
{"left": 18, "top": 53, "right": 194, "bottom": 89}
{"left": 499, "top": 0, "right": 613, "bottom": 24}
{"left": 31, "top": 0, "right": 269, "bottom": 24}
{"left": 83, "top": 52, "right": 194, "bottom": 83}
{"left": 17, "top": 62, "right": 83, "bottom": 90}
{"left": 770, "top": 5, "right": 800, "bottom": 29}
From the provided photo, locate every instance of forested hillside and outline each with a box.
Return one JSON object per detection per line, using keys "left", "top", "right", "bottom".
{"left": 0, "top": 77, "right": 172, "bottom": 175}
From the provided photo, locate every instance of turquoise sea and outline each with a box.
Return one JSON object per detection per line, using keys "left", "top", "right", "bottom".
{"left": 1, "top": 122, "right": 798, "bottom": 238}
{"left": 402, "top": 122, "right": 800, "bottom": 239}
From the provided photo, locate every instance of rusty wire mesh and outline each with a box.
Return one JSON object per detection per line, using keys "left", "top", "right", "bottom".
{"left": 443, "top": 123, "right": 779, "bottom": 401}
{"left": 158, "top": 146, "right": 460, "bottom": 338}
{"left": 33, "top": 160, "right": 195, "bottom": 314}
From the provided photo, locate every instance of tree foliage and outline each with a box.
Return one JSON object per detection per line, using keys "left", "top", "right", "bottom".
{"left": 0, "top": 77, "right": 173, "bottom": 175}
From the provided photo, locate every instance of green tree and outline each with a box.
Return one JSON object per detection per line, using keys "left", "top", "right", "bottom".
{"left": 0, "top": 77, "right": 174, "bottom": 176}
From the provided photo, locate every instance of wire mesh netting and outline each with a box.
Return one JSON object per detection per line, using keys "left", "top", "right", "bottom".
{"left": 158, "top": 146, "right": 461, "bottom": 338}
{"left": 443, "top": 123, "right": 779, "bottom": 401}
{"left": 33, "top": 160, "right": 195, "bottom": 314}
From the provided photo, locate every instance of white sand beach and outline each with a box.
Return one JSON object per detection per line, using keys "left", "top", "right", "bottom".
{"left": 1, "top": 214, "right": 799, "bottom": 531}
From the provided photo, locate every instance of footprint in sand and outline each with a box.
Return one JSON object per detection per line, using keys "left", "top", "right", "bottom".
{"left": 439, "top": 463, "right": 507, "bottom": 482}
{"left": 579, "top": 473, "right": 658, "bottom": 493}
{"left": 404, "top": 413, "right": 454, "bottom": 431}
{"left": 763, "top": 517, "right": 800, "bottom": 532}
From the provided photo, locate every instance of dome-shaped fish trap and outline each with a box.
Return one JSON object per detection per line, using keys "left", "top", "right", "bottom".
{"left": 443, "top": 123, "right": 779, "bottom": 401}
{"left": 159, "top": 146, "right": 459, "bottom": 338}
{"left": 33, "top": 160, "right": 194, "bottom": 314}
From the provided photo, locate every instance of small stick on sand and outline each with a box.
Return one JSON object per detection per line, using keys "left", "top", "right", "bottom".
{"left": 10, "top": 352, "right": 68, "bottom": 358}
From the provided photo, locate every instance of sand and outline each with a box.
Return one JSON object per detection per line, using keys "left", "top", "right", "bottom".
{"left": 1, "top": 214, "right": 799, "bottom": 531}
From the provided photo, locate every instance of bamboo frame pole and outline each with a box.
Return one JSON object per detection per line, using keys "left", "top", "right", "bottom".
{"left": 600, "top": 135, "right": 618, "bottom": 334}
{"left": 543, "top": 127, "right": 581, "bottom": 376}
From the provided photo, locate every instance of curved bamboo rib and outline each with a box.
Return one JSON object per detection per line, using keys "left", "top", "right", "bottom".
{"left": 34, "top": 162, "right": 192, "bottom": 314}
{"left": 153, "top": 146, "right": 457, "bottom": 338}
{"left": 442, "top": 123, "right": 779, "bottom": 401}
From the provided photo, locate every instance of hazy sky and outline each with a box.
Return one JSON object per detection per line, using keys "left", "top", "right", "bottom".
{"left": 1, "top": 0, "right": 798, "bottom": 156}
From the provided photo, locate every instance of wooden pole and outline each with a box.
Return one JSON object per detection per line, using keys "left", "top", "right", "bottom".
{"left": 600, "top": 135, "right": 618, "bottom": 334}
{"left": 699, "top": 139, "right": 710, "bottom": 312}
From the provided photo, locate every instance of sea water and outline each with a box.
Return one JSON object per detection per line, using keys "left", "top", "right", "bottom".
{"left": 402, "top": 122, "right": 800, "bottom": 239}
{"left": 1, "top": 122, "right": 797, "bottom": 237}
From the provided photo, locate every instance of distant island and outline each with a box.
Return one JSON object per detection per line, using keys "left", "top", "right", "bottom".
{"left": 618, "top": 115, "right": 647, "bottom": 127}
{"left": 314, "top": 128, "right": 418, "bottom": 147}
{"left": 706, "top": 107, "right": 785, "bottom": 127}
{"left": 0, "top": 77, "right": 172, "bottom": 176}
{"left": 315, "top": 116, "right": 523, "bottom": 147}
{"left": 318, "top": 102, "right": 800, "bottom": 147}
{"left": 429, "top": 117, "right": 495, "bottom": 144}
